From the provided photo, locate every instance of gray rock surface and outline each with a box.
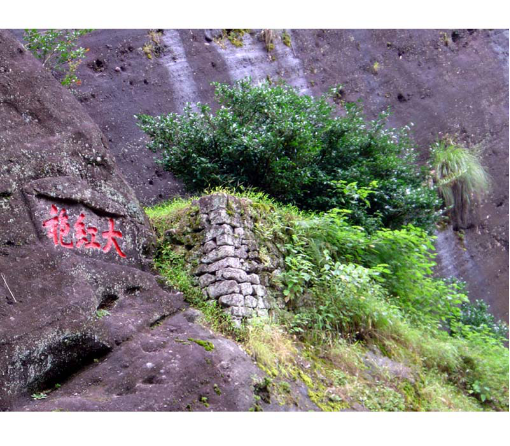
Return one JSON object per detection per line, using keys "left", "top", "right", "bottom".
{"left": 0, "top": 31, "right": 301, "bottom": 412}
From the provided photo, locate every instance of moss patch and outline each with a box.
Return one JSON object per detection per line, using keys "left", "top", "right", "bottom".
{"left": 188, "top": 338, "right": 215, "bottom": 352}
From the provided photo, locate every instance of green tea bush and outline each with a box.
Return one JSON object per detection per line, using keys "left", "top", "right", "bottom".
{"left": 281, "top": 207, "right": 467, "bottom": 328}
{"left": 137, "top": 78, "right": 441, "bottom": 231}
{"left": 361, "top": 225, "right": 468, "bottom": 327}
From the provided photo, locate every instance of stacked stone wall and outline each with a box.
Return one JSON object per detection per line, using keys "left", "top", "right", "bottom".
{"left": 191, "top": 194, "right": 283, "bottom": 323}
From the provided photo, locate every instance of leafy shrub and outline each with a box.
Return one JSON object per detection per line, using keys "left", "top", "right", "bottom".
{"left": 431, "top": 139, "right": 490, "bottom": 229}
{"left": 282, "top": 208, "right": 467, "bottom": 328}
{"left": 286, "top": 254, "right": 405, "bottom": 342}
{"left": 450, "top": 299, "right": 509, "bottom": 343}
{"left": 137, "top": 78, "right": 441, "bottom": 231}
{"left": 23, "top": 29, "right": 93, "bottom": 87}
{"left": 361, "top": 225, "right": 468, "bottom": 326}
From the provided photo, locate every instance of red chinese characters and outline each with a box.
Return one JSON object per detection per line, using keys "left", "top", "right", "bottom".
{"left": 102, "top": 218, "right": 126, "bottom": 258}
{"left": 42, "top": 205, "right": 126, "bottom": 258}
{"left": 42, "top": 204, "right": 74, "bottom": 249}
{"left": 74, "top": 213, "right": 101, "bottom": 250}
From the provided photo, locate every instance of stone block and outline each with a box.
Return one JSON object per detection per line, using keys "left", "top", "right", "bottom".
{"left": 203, "top": 240, "right": 217, "bottom": 254}
{"left": 219, "top": 293, "right": 244, "bottom": 307}
{"left": 198, "top": 273, "right": 216, "bottom": 288}
{"left": 247, "top": 274, "right": 260, "bottom": 285}
{"left": 244, "top": 296, "right": 258, "bottom": 308}
{"left": 207, "top": 280, "right": 240, "bottom": 299}
{"left": 217, "top": 233, "right": 234, "bottom": 246}
{"left": 235, "top": 246, "right": 248, "bottom": 259}
{"left": 239, "top": 282, "right": 253, "bottom": 296}
{"left": 199, "top": 194, "right": 227, "bottom": 213}
{"left": 231, "top": 306, "right": 252, "bottom": 317}
{"left": 252, "top": 285, "right": 266, "bottom": 298}
{"left": 209, "top": 209, "right": 231, "bottom": 225}
{"left": 219, "top": 268, "right": 248, "bottom": 282}
{"left": 201, "top": 245, "right": 235, "bottom": 264}
{"left": 204, "top": 224, "right": 233, "bottom": 242}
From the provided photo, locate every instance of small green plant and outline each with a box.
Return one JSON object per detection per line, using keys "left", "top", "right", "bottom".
{"left": 213, "top": 384, "right": 222, "bottom": 396}
{"left": 279, "top": 381, "right": 291, "bottom": 393}
{"left": 31, "top": 392, "right": 48, "bottom": 400}
{"left": 431, "top": 138, "right": 490, "bottom": 229}
{"left": 282, "top": 31, "right": 292, "bottom": 47}
{"left": 95, "top": 309, "right": 110, "bottom": 319}
{"left": 200, "top": 396, "right": 209, "bottom": 408}
{"left": 450, "top": 299, "right": 509, "bottom": 342}
{"left": 224, "top": 29, "right": 249, "bottom": 47}
{"left": 23, "top": 29, "right": 93, "bottom": 87}
{"left": 143, "top": 30, "right": 165, "bottom": 59}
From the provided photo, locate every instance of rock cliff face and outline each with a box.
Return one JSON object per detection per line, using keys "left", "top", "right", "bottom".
{"left": 1, "top": 30, "right": 303, "bottom": 411}
{"left": 1, "top": 28, "right": 507, "bottom": 411}
{"left": 0, "top": 29, "right": 179, "bottom": 408}
{"left": 43, "top": 28, "right": 504, "bottom": 321}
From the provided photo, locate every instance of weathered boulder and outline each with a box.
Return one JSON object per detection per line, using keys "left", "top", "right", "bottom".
{"left": 0, "top": 31, "right": 310, "bottom": 412}
{"left": 12, "top": 310, "right": 299, "bottom": 412}
{"left": 0, "top": 30, "right": 183, "bottom": 409}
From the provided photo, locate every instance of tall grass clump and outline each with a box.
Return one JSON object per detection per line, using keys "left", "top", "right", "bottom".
{"left": 431, "top": 139, "right": 490, "bottom": 229}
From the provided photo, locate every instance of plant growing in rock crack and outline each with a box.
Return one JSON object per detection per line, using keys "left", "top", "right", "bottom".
{"left": 282, "top": 31, "right": 292, "bottom": 48}
{"left": 142, "top": 29, "right": 165, "bottom": 59}
{"left": 23, "top": 29, "right": 93, "bottom": 87}
{"left": 430, "top": 137, "right": 490, "bottom": 230}
{"left": 31, "top": 392, "right": 48, "bottom": 400}
{"left": 95, "top": 309, "right": 110, "bottom": 319}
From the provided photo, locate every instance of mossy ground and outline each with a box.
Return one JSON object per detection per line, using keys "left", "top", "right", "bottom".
{"left": 145, "top": 189, "right": 508, "bottom": 412}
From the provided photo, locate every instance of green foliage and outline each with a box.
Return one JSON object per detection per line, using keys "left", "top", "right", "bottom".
{"left": 281, "top": 208, "right": 467, "bottom": 328}
{"left": 31, "top": 392, "right": 48, "bottom": 400}
{"left": 137, "top": 78, "right": 441, "bottom": 231}
{"left": 361, "top": 225, "right": 468, "bottom": 326}
{"left": 431, "top": 139, "right": 490, "bottom": 229}
{"left": 282, "top": 31, "right": 292, "bottom": 47}
{"left": 95, "top": 309, "right": 110, "bottom": 319}
{"left": 286, "top": 255, "right": 404, "bottom": 342}
{"left": 355, "top": 384, "right": 406, "bottom": 411}
{"left": 222, "top": 29, "right": 250, "bottom": 47}
{"left": 450, "top": 299, "right": 509, "bottom": 343}
{"left": 23, "top": 29, "right": 93, "bottom": 87}
{"left": 145, "top": 193, "right": 508, "bottom": 411}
